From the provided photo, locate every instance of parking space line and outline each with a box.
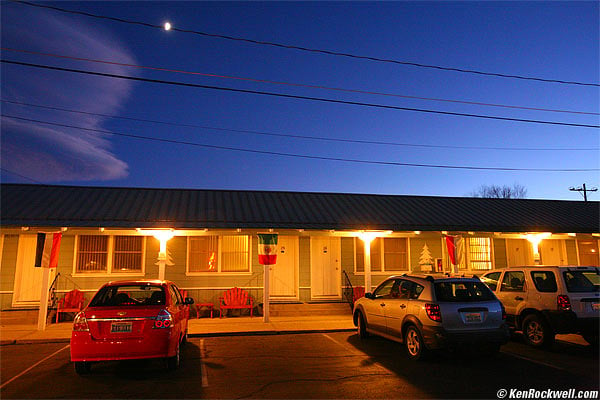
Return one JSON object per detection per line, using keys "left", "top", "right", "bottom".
{"left": 200, "top": 339, "right": 209, "bottom": 387}
{"left": 0, "top": 344, "right": 70, "bottom": 390}
{"left": 321, "top": 333, "right": 363, "bottom": 356}
{"left": 501, "top": 350, "right": 566, "bottom": 371}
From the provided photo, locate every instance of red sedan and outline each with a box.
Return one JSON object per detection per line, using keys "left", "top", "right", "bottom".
{"left": 70, "top": 280, "right": 194, "bottom": 374}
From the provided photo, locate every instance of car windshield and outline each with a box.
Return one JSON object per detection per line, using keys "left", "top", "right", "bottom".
{"left": 563, "top": 270, "right": 600, "bottom": 293}
{"left": 434, "top": 281, "right": 496, "bottom": 302}
{"left": 89, "top": 285, "right": 166, "bottom": 307}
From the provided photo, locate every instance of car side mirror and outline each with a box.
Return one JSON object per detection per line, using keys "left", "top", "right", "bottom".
{"left": 184, "top": 297, "right": 195, "bottom": 305}
{"left": 364, "top": 292, "right": 374, "bottom": 299}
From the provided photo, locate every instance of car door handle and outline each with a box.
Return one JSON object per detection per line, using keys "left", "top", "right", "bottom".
{"left": 400, "top": 304, "right": 406, "bottom": 309}
{"left": 380, "top": 303, "right": 386, "bottom": 307}
{"left": 515, "top": 296, "right": 524, "bottom": 301}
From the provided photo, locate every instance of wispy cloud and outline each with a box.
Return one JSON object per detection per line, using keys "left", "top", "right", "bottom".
{"left": 1, "top": 5, "right": 136, "bottom": 182}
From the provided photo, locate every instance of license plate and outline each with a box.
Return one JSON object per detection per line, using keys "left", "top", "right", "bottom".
{"left": 111, "top": 322, "right": 132, "bottom": 333}
{"left": 465, "top": 313, "right": 482, "bottom": 323}
{"left": 592, "top": 303, "right": 600, "bottom": 311}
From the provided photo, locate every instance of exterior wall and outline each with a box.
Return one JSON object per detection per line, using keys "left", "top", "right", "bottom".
{"left": 1, "top": 229, "right": 596, "bottom": 310}
{"left": 493, "top": 238, "right": 507, "bottom": 269}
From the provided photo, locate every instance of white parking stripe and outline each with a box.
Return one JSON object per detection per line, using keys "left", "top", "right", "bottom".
{"left": 501, "top": 350, "right": 566, "bottom": 371}
{"left": 0, "top": 344, "right": 70, "bottom": 390}
{"left": 200, "top": 339, "right": 209, "bottom": 387}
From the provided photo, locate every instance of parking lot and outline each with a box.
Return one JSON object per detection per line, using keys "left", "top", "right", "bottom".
{"left": 1, "top": 332, "right": 598, "bottom": 399}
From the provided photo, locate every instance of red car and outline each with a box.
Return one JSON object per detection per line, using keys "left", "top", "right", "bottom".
{"left": 70, "top": 280, "right": 194, "bottom": 374}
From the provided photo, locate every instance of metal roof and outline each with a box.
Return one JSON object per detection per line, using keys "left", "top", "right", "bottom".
{"left": 1, "top": 184, "right": 598, "bottom": 233}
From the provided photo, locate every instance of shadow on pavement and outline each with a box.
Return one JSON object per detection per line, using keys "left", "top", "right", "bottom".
{"left": 346, "top": 333, "right": 598, "bottom": 399}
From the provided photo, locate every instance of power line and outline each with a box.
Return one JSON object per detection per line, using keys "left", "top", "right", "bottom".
{"left": 0, "top": 167, "right": 43, "bottom": 183}
{"left": 12, "top": 0, "right": 600, "bottom": 88}
{"left": 3, "top": 99, "right": 598, "bottom": 152}
{"left": 3, "top": 59, "right": 599, "bottom": 129}
{"left": 3, "top": 114, "right": 598, "bottom": 173}
{"left": 3, "top": 47, "right": 598, "bottom": 116}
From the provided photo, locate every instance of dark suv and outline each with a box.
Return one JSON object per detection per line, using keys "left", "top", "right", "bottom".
{"left": 353, "top": 274, "right": 509, "bottom": 360}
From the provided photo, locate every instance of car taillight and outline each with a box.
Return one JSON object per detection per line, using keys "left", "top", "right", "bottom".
{"left": 73, "top": 312, "right": 89, "bottom": 332}
{"left": 425, "top": 303, "right": 442, "bottom": 322}
{"left": 153, "top": 309, "right": 173, "bottom": 329}
{"left": 557, "top": 295, "right": 571, "bottom": 311}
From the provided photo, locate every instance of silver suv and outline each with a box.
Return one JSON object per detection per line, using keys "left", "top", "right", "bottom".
{"left": 481, "top": 266, "right": 599, "bottom": 348}
{"left": 353, "top": 274, "right": 509, "bottom": 360}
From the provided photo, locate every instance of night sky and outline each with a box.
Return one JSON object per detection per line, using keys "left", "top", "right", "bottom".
{"left": 1, "top": 1, "right": 598, "bottom": 200}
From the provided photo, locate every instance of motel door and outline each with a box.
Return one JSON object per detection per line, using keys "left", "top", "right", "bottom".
{"left": 539, "top": 240, "right": 567, "bottom": 265}
{"left": 310, "top": 237, "right": 341, "bottom": 299}
{"left": 12, "top": 234, "right": 57, "bottom": 308}
{"left": 506, "top": 239, "right": 534, "bottom": 267}
{"left": 269, "top": 236, "right": 298, "bottom": 300}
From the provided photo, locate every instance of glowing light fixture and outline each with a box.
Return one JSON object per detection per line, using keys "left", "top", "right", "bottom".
{"left": 164, "top": 22, "right": 172, "bottom": 31}
{"left": 524, "top": 232, "right": 552, "bottom": 264}
{"left": 414, "top": 231, "right": 421, "bottom": 235}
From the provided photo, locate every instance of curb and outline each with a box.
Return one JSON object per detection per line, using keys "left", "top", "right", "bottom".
{"left": 1, "top": 338, "right": 70, "bottom": 346}
{"left": 189, "top": 328, "right": 356, "bottom": 338}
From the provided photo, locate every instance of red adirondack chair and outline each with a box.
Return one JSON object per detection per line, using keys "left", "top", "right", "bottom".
{"left": 219, "top": 287, "right": 253, "bottom": 318}
{"left": 353, "top": 286, "right": 365, "bottom": 303}
{"left": 56, "top": 289, "right": 85, "bottom": 323}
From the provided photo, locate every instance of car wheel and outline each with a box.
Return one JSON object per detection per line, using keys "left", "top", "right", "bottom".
{"left": 166, "top": 344, "right": 180, "bottom": 370}
{"left": 404, "top": 325, "right": 428, "bottom": 361}
{"left": 74, "top": 361, "right": 91, "bottom": 375}
{"left": 522, "top": 314, "right": 554, "bottom": 348}
{"left": 356, "top": 311, "right": 369, "bottom": 339}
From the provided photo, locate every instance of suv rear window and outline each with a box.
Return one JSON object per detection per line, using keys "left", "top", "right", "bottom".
{"left": 434, "top": 281, "right": 496, "bottom": 302}
{"left": 89, "top": 285, "right": 166, "bottom": 306}
{"left": 563, "top": 270, "right": 600, "bottom": 293}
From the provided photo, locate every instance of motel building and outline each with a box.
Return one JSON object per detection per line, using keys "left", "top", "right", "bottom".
{"left": 0, "top": 184, "right": 598, "bottom": 316}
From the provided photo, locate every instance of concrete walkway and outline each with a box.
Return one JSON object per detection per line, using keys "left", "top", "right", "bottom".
{"left": 0, "top": 313, "right": 590, "bottom": 347}
{"left": 0, "top": 315, "right": 357, "bottom": 345}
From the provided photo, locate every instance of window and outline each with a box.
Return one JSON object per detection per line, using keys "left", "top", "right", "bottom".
{"left": 501, "top": 271, "right": 525, "bottom": 292}
{"left": 530, "top": 271, "right": 557, "bottom": 293}
{"left": 469, "top": 238, "right": 492, "bottom": 270}
{"left": 113, "top": 236, "right": 143, "bottom": 272}
{"left": 434, "top": 281, "right": 495, "bottom": 302}
{"left": 563, "top": 270, "right": 599, "bottom": 293}
{"left": 355, "top": 238, "right": 381, "bottom": 272}
{"left": 189, "top": 236, "right": 218, "bottom": 272}
{"left": 76, "top": 236, "right": 108, "bottom": 273}
{"left": 355, "top": 238, "right": 407, "bottom": 273}
{"left": 578, "top": 240, "right": 599, "bottom": 266}
{"left": 89, "top": 284, "right": 165, "bottom": 307}
{"left": 75, "top": 235, "right": 145, "bottom": 275}
{"left": 383, "top": 238, "right": 408, "bottom": 271}
{"left": 481, "top": 272, "right": 501, "bottom": 291}
{"left": 373, "top": 279, "right": 395, "bottom": 298}
{"left": 188, "top": 235, "right": 250, "bottom": 274}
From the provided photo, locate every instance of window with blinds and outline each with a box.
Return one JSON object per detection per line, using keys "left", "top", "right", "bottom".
{"left": 189, "top": 236, "right": 219, "bottom": 272}
{"left": 578, "top": 240, "right": 599, "bottom": 266}
{"left": 222, "top": 236, "right": 249, "bottom": 272}
{"left": 188, "top": 235, "right": 250, "bottom": 273}
{"left": 383, "top": 238, "right": 408, "bottom": 271}
{"left": 76, "top": 235, "right": 108, "bottom": 273}
{"left": 113, "top": 236, "right": 143, "bottom": 272}
{"left": 469, "top": 237, "right": 492, "bottom": 270}
{"left": 355, "top": 238, "right": 381, "bottom": 272}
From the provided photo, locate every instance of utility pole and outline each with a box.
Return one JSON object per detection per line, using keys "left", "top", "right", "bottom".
{"left": 569, "top": 183, "right": 598, "bottom": 202}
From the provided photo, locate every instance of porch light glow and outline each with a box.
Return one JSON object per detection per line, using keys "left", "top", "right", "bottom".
{"left": 568, "top": 233, "right": 576, "bottom": 237}
{"left": 524, "top": 232, "right": 552, "bottom": 264}
{"left": 164, "top": 22, "right": 172, "bottom": 31}
{"left": 137, "top": 229, "right": 176, "bottom": 260}
{"left": 414, "top": 231, "right": 421, "bottom": 235}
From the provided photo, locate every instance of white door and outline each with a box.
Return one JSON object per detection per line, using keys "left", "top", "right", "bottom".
{"left": 540, "top": 239, "right": 567, "bottom": 265}
{"left": 269, "top": 236, "right": 298, "bottom": 300}
{"left": 12, "top": 235, "right": 56, "bottom": 308}
{"left": 310, "top": 237, "right": 341, "bottom": 299}
{"left": 506, "top": 239, "right": 534, "bottom": 267}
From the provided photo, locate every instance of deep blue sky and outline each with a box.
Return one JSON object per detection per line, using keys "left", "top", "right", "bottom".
{"left": 1, "top": 1, "right": 598, "bottom": 200}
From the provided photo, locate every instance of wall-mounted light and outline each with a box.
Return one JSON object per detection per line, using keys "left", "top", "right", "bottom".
{"left": 468, "top": 231, "right": 475, "bottom": 235}
{"left": 442, "top": 231, "right": 448, "bottom": 235}
{"left": 414, "top": 231, "right": 421, "bottom": 235}
{"left": 568, "top": 233, "right": 576, "bottom": 237}
{"left": 61, "top": 227, "right": 68, "bottom": 232}
{"left": 524, "top": 232, "right": 552, "bottom": 264}
{"left": 99, "top": 227, "right": 105, "bottom": 232}
{"left": 137, "top": 229, "right": 176, "bottom": 260}
{"left": 21, "top": 227, "right": 29, "bottom": 231}
{"left": 164, "top": 22, "right": 172, "bottom": 31}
